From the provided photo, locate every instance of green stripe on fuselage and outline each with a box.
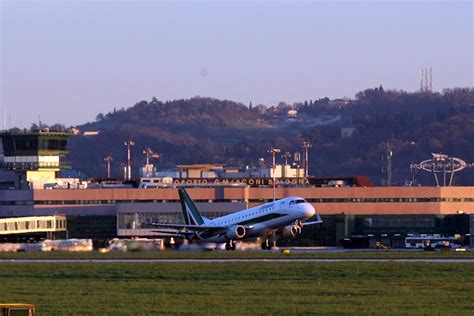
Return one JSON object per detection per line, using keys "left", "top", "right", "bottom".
{"left": 197, "top": 213, "right": 288, "bottom": 240}
{"left": 237, "top": 213, "right": 287, "bottom": 226}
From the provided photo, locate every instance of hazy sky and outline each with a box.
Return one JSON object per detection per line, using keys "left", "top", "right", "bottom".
{"left": 0, "top": 0, "right": 472, "bottom": 127}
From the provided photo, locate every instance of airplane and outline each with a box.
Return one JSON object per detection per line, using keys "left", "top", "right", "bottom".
{"left": 153, "top": 188, "right": 322, "bottom": 250}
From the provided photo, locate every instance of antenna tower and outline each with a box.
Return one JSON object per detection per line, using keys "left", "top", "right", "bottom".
{"left": 420, "top": 67, "right": 433, "bottom": 92}
{"left": 429, "top": 67, "right": 433, "bottom": 91}
{"left": 424, "top": 68, "right": 429, "bottom": 91}
{"left": 420, "top": 68, "right": 424, "bottom": 92}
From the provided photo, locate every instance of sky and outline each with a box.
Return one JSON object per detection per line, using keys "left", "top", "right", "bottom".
{"left": 0, "top": 0, "right": 472, "bottom": 128}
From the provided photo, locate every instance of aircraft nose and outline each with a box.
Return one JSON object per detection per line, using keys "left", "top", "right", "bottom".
{"left": 303, "top": 204, "right": 316, "bottom": 218}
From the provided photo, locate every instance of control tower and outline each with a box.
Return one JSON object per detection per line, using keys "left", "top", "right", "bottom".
{"left": 0, "top": 131, "right": 70, "bottom": 189}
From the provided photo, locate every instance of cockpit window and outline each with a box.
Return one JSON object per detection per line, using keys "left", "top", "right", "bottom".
{"left": 290, "top": 199, "right": 306, "bottom": 205}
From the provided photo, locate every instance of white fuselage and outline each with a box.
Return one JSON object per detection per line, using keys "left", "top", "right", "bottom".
{"left": 195, "top": 196, "right": 316, "bottom": 243}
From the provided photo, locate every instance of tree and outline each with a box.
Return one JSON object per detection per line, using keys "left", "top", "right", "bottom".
{"left": 96, "top": 113, "right": 104, "bottom": 121}
{"left": 50, "top": 123, "right": 65, "bottom": 131}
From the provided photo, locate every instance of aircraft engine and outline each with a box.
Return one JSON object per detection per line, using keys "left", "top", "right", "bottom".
{"left": 225, "top": 225, "right": 246, "bottom": 240}
{"left": 281, "top": 224, "right": 302, "bottom": 238}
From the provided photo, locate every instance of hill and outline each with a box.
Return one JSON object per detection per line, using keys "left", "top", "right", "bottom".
{"left": 65, "top": 88, "right": 474, "bottom": 185}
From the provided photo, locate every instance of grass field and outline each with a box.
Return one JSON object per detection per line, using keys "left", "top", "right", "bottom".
{"left": 0, "top": 261, "right": 472, "bottom": 315}
{"left": 0, "top": 249, "right": 473, "bottom": 260}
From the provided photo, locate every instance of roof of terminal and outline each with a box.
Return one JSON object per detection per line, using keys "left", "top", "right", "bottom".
{"left": 0, "top": 131, "right": 70, "bottom": 136}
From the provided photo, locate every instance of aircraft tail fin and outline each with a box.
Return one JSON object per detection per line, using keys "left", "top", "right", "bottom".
{"left": 178, "top": 188, "right": 205, "bottom": 226}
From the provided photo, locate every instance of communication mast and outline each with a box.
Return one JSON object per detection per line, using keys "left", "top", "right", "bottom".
{"left": 420, "top": 67, "right": 433, "bottom": 92}
{"left": 429, "top": 67, "right": 433, "bottom": 91}
{"left": 424, "top": 68, "right": 429, "bottom": 91}
{"left": 420, "top": 68, "right": 424, "bottom": 92}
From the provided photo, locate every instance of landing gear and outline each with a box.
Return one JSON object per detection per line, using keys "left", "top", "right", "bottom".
{"left": 225, "top": 240, "right": 237, "bottom": 251}
{"left": 261, "top": 239, "right": 272, "bottom": 250}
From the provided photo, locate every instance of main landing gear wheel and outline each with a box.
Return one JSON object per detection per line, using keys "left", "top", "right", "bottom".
{"left": 226, "top": 241, "right": 237, "bottom": 251}
{"left": 261, "top": 240, "right": 272, "bottom": 250}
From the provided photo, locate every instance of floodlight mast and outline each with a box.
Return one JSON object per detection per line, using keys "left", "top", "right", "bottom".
{"left": 387, "top": 141, "right": 392, "bottom": 186}
{"left": 124, "top": 139, "right": 135, "bottom": 180}
{"left": 268, "top": 147, "right": 281, "bottom": 201}
{"left": 281, "top": 152, "right": 291, "bottom": 178}
{"left": 104, "top": 154, "right": 113, "bottom": 178}
{"left": 143, "top": 147, "right": 154, "bottom": 166}
{"left": 302, "top": 141, "right": 312, "bottom": 178}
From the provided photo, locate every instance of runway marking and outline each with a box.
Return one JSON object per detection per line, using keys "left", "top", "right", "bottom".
{"left": 0, "top": 258, "right": 473, "bottom": 263}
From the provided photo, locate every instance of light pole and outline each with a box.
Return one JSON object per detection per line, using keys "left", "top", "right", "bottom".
{"left": 124, "top": 139, "right": 135, "bottom": 180}
{"left": 143, "top": 147, "right": 154, "bottom": 166}
{"left": 104, "top": 154, "right": 113, "bottom": 178}
{"left": 281, "top": 152, "right": 291, "bottom": 178}
{"left": 142, "top": 148, "right": 160, "bottom": 177}
{"left": 386, "top": 140, "right": 392, "bottom": 186}
{"left": 268, "top": 147, "right": 280, "bottom": 201}
{"left": 409, "top": 141, "right": 416, "bottom": 186}
{"left": 258, "top": 158, "right": 265, "bottom": 177}
{"left": 302, "top": 141, "right": 312, "bottom": 178}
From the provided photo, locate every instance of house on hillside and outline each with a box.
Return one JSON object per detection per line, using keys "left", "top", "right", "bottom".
{"left": 341, "top": 127, "right": 356, "bottom": 139}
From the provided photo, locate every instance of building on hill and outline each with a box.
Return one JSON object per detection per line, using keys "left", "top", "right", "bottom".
{"left": 341, "top": 127, "right": 356, "bottom": 139}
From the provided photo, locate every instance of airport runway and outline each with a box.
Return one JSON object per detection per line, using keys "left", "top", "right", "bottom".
{"left": 0, "top": 258, "right": 473, "bottom": 263}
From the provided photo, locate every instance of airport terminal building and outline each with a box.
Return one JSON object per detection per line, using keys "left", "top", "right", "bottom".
{"left": 0, "top": 131, "right": 472, "bottom": 247}
{"left": 0, "top": 185, "right": 472, "bottom": 247}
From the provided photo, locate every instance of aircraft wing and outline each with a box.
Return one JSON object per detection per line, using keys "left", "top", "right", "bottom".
{"left": 302, "top": 220, "right": 323, "bottom": 226}
{"left": 152, "top": 223, "right": 227, "bottom": 231}
{"left": 303, "top": 215, "right": 323, "bottom": 226}
{"left": 152, "top": 229, "right": 196, "bottom": 237}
